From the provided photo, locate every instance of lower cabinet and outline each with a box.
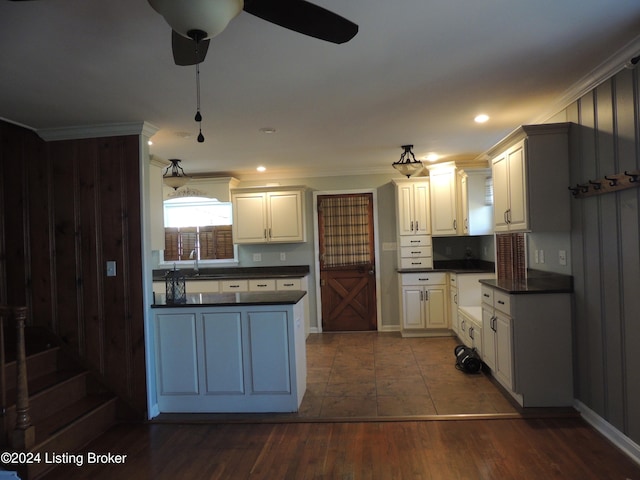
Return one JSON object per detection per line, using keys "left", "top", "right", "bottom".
{"left": 480, "top": 284, "right": 572, "bottom": 407}
{"left": 399, "top": 272, "right": 447, "bottom": 337}
{"left": 457, "top": 307, "right": 482, "bottom": 356}
{"left": 154, "top": 301, "right": 306, "bottom": 413}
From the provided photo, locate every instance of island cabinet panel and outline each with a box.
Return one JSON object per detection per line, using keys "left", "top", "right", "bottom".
{"left": 202, "top": 313, "right": 244, "bottom": 395}
{"left": 247, "top": 311, "right": 291, "bottom": 394}
{"left": 153, "top": 300, "right": 306, "bottom": 413}
{"left": 156, "top": 313, "right": 199, "bottom": 395}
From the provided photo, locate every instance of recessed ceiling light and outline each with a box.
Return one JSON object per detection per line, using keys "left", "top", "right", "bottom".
{"left": 259, "top": 127, "right": 277, "bottom": 134}
{"left": 424, "top": 153, "right": 440, "bottom": 162}
{"left": 474, "top": 114, "right": 490, "bottom": 124}
{"left": 257, "top": 166, "right": 266, "bottom": 172}
{"left": 148, "top": 140, "right": 153, "bottom": 146}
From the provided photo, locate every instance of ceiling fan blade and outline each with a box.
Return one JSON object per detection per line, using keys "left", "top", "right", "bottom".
{"left": 243, "top": 0, "right": 358, "bottom": 44}
{"left": 171, "top": 30, "right": 211, "bottom": 66}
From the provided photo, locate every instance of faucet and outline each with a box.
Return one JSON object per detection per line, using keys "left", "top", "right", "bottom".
{"left": 189, "top": 249, "right": 199, "bottom": 275}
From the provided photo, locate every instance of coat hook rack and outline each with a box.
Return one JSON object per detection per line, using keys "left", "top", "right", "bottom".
{"left": 569, "top": 169, "right": 640, "bottom": 198}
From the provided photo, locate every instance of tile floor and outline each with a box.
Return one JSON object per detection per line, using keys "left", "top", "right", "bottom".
{"left": 297, "top": 332, "right": 519, "bottom": 419}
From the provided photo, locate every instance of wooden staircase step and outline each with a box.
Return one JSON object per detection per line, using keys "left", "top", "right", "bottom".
{"left": 14, "top": 397, "right": 118, "bottom": 480}
{"left": 4, "top": 347, "right": 62, "bottom": 388}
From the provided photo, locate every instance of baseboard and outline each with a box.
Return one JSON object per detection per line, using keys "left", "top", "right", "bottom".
{"left": 574, "top": 399, "right": 640, "bottom": 467}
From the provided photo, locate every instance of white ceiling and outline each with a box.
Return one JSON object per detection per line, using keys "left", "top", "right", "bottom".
{"left": 2, "top": 0, "right": 640, "bottom": 179}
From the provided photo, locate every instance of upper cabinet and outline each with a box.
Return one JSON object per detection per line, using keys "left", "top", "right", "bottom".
{"left": 427, "top": 163, "right": 458, "bottom": 236}
{"left": 393, "top": 179, "right": 431, "bottom": 236}
{"left": 231, "top": 187, "right": 306, "bottom": 244}
{"left": 488, "top": 123, "right": 571, "bottom": 233}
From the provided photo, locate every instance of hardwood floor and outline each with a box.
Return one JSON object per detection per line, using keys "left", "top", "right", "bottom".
{"left": 41, "top": 418, "right": 640, "bottom": 479}
{"left": 35, "top": 333, "right": 640, "bottom": 478}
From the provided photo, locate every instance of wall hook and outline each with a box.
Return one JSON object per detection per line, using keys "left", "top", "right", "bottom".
{"left": 604, "top": 175, "right": 618, "bottom": 186}
{"left": 624, "top": 171, "right": 639, "bottom": 183}
{"left": 588, "top": 180, "right": 602, "bottom": 190}
{"left": 579, "top": 183, "right": 590, "bottom": 193}
{"left": 568, "top": 185, "right": 580, "bottom": 196}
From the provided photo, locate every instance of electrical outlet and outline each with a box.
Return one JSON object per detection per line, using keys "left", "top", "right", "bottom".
{"left": 559, "top": 250, "right": 567, "bottom": 266}
{"left": 534, "top": 250, "right": 539, "bottom": 264}
{"left": 253, "top": 253, "right": 262, "bottom": 262}
{"left": 280, "top": 252, "right": 286, "bottom": 261}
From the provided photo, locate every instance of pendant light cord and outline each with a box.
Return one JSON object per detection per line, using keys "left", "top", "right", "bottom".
{"left": 195, "top": 62, "right": 204, "bottom": 142}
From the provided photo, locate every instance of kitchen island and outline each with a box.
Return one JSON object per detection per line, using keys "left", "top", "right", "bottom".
{"left": 151, "top": 291, "right": 307, "bottom": 413}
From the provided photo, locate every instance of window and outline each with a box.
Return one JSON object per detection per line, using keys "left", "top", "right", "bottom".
{"left": 162, "top": 197, "right": 235, "bottom": 262}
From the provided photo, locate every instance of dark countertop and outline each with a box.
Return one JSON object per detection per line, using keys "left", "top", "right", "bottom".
{"left": 479, "top": 270, "right": 573, "bottom": 294}
{"left": 153, "top": 265, "right": 310, "bottom": 281}
{"left": 152, "top": 290, "right": 307, "bottom": 308}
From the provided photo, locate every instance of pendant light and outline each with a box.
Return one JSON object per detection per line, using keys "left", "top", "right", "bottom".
{"left": 163, "top": 159, "right": 191, "bottom": 190}
{"left": 392, "top": 145, "right": 423, "bottom": 178}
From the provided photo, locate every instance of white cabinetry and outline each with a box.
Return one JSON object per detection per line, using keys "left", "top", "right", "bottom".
{"left": 480, "top": 283, "right": 573, "bottom": 407}
{"left": 427, "top": 163, "right": 458, "bottom": 236}
{"left": 393, "top": 179, "right": 431, "bottom": 236}
{"left": 399, "top": 272, "right": 447, "bottom": 337}
{"left": 154, "top": 301, "right": 306, "bottom": 413}
{"left": 488, "top": 123, "right": 570, "bottom": 233}
{"left": 458, "top": 307, "right": 482, "bottom": 354}
{"left": 232, "top": 187, "right": 306, "bottom": 244}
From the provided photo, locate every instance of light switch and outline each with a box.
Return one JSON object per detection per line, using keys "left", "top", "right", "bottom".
{"left": 559, "top": 250, "right": 567, "bottom": 266}
{"left": 106, "top": 261, "right": 117, "bottom": 277}
{"left": 253, "top": 253, "right": 262, "bottom": 262}
{"left": 280, "top": 252, "right": 286, "bottom": 261}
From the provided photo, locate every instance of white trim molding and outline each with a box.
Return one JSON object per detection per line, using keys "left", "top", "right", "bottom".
{"left": 575, "top": 399, "right": 640, "bottom": 467}
{"left": 38, "top": 121, "right": 159, "bottom": 142}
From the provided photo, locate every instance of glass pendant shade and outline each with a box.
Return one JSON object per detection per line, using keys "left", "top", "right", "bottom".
{"left": 392, "top": 145, "right": 422, "bottom": 178}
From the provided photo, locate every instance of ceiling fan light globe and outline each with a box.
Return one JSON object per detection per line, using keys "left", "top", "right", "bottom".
{"left": 148, "top": 0, "right": 244, "bottom": 40}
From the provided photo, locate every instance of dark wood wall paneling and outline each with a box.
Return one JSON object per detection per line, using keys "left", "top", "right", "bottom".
{"left": 567, "top": 67, "right": 640, "bottom": 444}
{"left": 0, "top": 121, "right": 147, "bottom": 417}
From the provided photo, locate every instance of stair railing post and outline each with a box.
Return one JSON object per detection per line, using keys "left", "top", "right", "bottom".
{"left": 0, "top": 306, "right": 6, "bottom": 446}
{"left": 10, "top": 306, "right": 35, "bottom": 450}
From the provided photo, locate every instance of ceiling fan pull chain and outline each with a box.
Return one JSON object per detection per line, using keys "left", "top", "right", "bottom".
{"left": 194, "top": 62, "right": 204, "bottom": 142}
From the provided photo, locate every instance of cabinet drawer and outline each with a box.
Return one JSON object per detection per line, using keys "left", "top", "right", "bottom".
{"left": 221, "top": 280, "right": 249, "bottom": 292}
{"left": 494, "top": 290, "right": 511, "bottom": 315}
{"left": 481, "top": 285, "right": 494, "bottom": 305}
{"left": 400, "top": 272, "right": 446, "bottom": 286}
{"left": 276, "top": 278, "right": 302, "bottom": 290}
{"left": 187, "top": 280, "right": 220, "bottom": 293}
{"left": 400, "top": 246, "right": 432, "bottom": 258}
{"left": 249, "top": 279, "right": 276, "bottom": 291}
{"left": 400, "top": 257, "right": 434, "bottom": 269}
{"left": 399, "top": 235, "right": 432, "bottom": 247}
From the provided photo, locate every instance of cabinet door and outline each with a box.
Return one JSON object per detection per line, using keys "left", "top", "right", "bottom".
{"left": 396, "top": 183, "right": 416, "bottom": 235}
{"left": 425, "top": 286, "right": 447, "bottom": 328}
{"left": 267, "top": 191, "right": 304, "bottom": 242}
{"left": 233, "top": 193, "right": 267, "bottom": 243}
{"left": 401, "top": 286, "right": 425, "bottom": 329}
{"left": 449, "top": 287, "right": 458, "bottom": 334}
{"left": 413, "top": 181, "right": 431, "bottom": 235}
{"left": 458, "top": 173, "right": 469, "bottom": 235}
{"left": 481, "top": 307, "right": 496, "bottom": 370}
{"left": 505, "top": 141, "right": 528, "bottom": 231}
{"left": 429, "top": 168, "right": 458, "bottom": 236}
{"left": 492, "top": 153, "right": 509, "bottom": 232}
{"left": 495, "top": 311, "right": 514, "bottom": 390}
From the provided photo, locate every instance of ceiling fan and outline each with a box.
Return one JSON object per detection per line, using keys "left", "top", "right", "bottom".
{"left": 6, "top": 0, "right": 358, "bottom": 66}
{"left": 147, "top": 0, "right": 359, "bottom": 66}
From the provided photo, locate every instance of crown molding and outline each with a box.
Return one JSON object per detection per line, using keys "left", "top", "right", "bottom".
{"left": 38, "top": 121, "right": 159, "bottom": 142}
{"left": 530, "top": 33, "right": 640, "bottom": 125}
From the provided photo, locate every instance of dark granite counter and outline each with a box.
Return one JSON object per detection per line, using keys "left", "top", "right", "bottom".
{"left": 479, "top": 270, "right": 573, "bottom": 294}
{"left": 152, "top": 290, "right": 307, "bottom": 308}
{"left": 153, "top": 265, "right": 310, "bottom": 281}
